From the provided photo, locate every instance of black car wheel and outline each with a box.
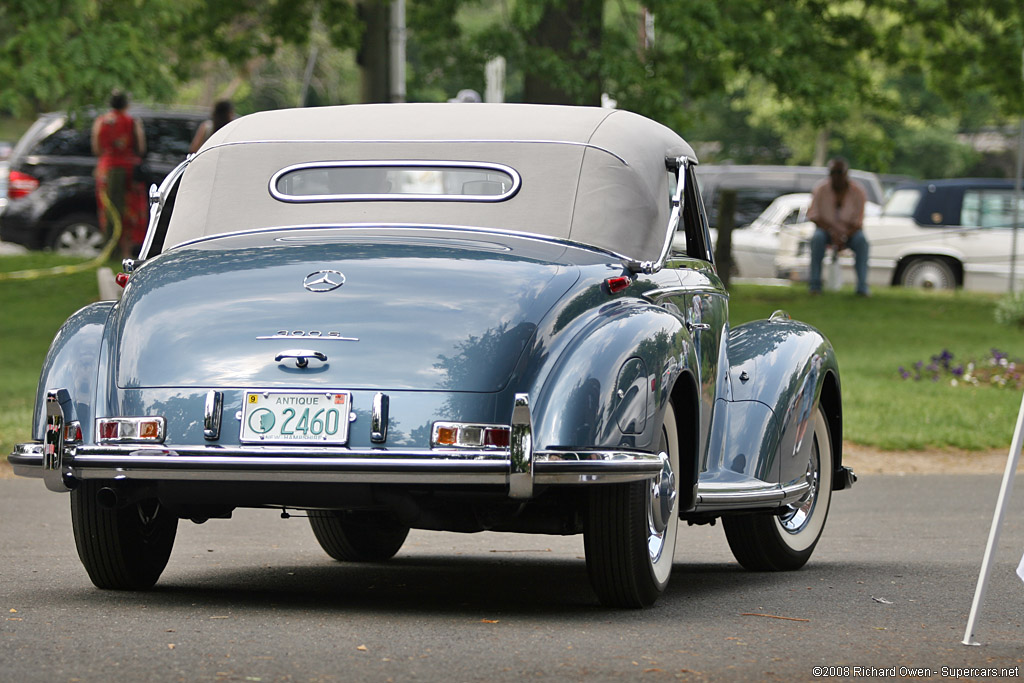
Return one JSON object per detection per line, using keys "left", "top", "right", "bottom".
{"left": 584, "top": 402, "right": 680, "bottom": 608}
{"left": 70, "top": 480, "right": 178, "bottom": 590}
{"left": 49, "top": 213, "right": 107, "bottom": 257}
{"left": 308, "top": 510, "right": 410, "bottom": 562}
{"left": 723, "top": 404, "right": 833, "bottom": 571}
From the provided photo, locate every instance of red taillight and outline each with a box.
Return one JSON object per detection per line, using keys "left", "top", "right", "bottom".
{"left": 605, "top": 276, "right": 631, "bottom": 294}
{"left": 64, "top": 421, "right": 83, "bottom": 443}
{"left": 99, "top": 421, "right": 120, "bottom": 440}
{"left": 115, "top": 273, "right": 130, "bottom": 288}
{"left": 8, "top": 170, "right": 39, "bottom": 199}
{"left": 483, "top": 428, "right": 510, "bottom": 448}
{"left": 96, "top": 417, "right": 166, "bottom": 443}
{"left": 431, "top": 422, "right": 512, "bottom": 449}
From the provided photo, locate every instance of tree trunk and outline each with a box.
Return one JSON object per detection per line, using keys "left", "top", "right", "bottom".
{"left": 714, "top": 190, "right": 737, "bottom": 289}
{"left": 812, "top": 128, "right": 829, "bottom": 167}
{"left": 358, "top": 1, "right": 391, "bottom": 103}
{"left": 522, "top": 0, "right": 603, "bottom": 106}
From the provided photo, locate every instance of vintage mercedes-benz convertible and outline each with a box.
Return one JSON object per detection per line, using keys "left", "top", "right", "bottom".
{"left": 10, "top": 104, "right": 854, "bottom": 607}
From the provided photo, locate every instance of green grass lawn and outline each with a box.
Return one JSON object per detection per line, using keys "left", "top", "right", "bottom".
{"left": 1, "top": 252, "right": 1022, "bottom": 456}
{"left": 0, "top": 254, "right": 115, "bottom": 458}
{"left": 730, "top": 283, "right": 1024, "bottom": 451}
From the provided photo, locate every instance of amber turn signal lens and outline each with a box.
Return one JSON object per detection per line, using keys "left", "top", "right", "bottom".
{"left": 436, "top": 426, "right": 458, "bottom": 446}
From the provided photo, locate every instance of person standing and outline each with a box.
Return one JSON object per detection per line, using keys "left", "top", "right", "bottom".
{"left": 807, "top": 157, "right": 870, "bottom": 296}
{"left": 189, "top": 100, "right": 235, "bottom": 154}
{"left": 91, "top": 90, "right": 147, "bottom": 258}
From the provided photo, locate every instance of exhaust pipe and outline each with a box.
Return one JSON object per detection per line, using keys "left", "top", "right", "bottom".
{"left": 96, "top": 487, "right": 120, "bottom": 509}
{"left": 96, "top": 484, "right": 157, "bottom": 510}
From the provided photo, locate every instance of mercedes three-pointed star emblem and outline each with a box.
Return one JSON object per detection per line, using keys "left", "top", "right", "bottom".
{"left": 303, "top": 270, "right": 346, "bottom": 292}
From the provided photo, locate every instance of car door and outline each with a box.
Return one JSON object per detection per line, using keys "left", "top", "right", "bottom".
{"left": 956, "top": 186, "right": 1024, "bottom": 288}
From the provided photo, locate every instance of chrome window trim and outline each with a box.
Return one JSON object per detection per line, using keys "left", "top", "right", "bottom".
{"left": 139, "top": 157, "right": 191, "bottom": 260}
{"left": 268, "top": 160, "right": 522, "bottom": 204}
{"left": 636, "top": 155, "right": 690, "bottom": 275}
{"left": 170, "top": 222, "right": 634, "bottom": 265}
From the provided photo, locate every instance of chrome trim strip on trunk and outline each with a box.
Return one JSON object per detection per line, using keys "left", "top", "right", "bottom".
{"left": 370, "top": 392, "right": 389, "bottom": 443}
{"left": 204, "top": 390, "right": 223, "bottom": 441}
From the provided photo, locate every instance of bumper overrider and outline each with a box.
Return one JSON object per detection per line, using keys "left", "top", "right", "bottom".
{"left": 10, "top": 391, "right": 665, "bottom": 499}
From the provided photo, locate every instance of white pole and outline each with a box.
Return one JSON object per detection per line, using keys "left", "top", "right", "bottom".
{"left": 1011, "top": 116, "right": 1023, "bottom": 294}
{"left": 389, "top": 0, "right": 407, "bottom": 103}
{"left": 962, "top": 391, "right": 1024, "bottom": 646}
{"left": 485, "top": 57, "right": 506, "bottom": 104}
{"left": 1011, "top": 48, "right": 1023, "bottom": 294}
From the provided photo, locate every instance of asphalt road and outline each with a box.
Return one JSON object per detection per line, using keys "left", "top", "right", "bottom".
{"left": 2, "top": 473, "right": 1023, "bottom": 682}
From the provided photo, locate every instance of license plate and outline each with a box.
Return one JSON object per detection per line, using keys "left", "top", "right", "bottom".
{"left": 240, "top": 391, "right": 352, "bottom": 445}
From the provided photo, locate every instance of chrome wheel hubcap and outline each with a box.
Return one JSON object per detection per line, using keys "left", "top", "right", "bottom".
{"left": 649, "top": 452, "right": 677, "bottom": 534}
{"left": 55, "top": 224, "right": 104, "bottom": 257}
{"left": 779, "top": 450, "right": 819, "bottom": 534}
{"left": 647, "top": 450, "right": 677, "bottom": 562}
{"left": 905, "top": 262, "right": 953, "bottom": 290}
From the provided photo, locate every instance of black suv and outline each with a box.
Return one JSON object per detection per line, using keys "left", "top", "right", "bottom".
{"left": 0, "top": 107, "right": 205, "bottom": 256}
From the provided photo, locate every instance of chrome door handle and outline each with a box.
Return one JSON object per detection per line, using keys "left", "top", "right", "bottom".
{"left": 275, "top": 349, "right": 327, "bottom": 368}
{"left": 686, "top": 321, "right": 711, "bottom": 333}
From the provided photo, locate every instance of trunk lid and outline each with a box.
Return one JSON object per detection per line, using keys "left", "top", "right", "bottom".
{"left": 115, "top": 230, "right": 580, "bottom": 393}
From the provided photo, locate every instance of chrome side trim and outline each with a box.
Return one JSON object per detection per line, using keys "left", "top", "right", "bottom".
{"left": 509, "top": 394, "right": 533, "bottom": 499}
{"left": 692, "top": 479, "right": 812, "bottom": 512}
{"left": 533, "top": 450, "right": 664, "bottom": 484}
{"left": 204, "top": 391, "right": 223, "bottom": 441}
{"left": 641, "top": 284, "right": 717, "bottom": 303}
{"left": 370, "top": 392, "right": 389, "bottom": 443}
{"left": 269, "top": 160, "right": 522, "bottom": 204}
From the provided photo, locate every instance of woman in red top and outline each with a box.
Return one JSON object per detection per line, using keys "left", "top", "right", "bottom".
{"left": 91, "top": 90, "right": 147, "bottom": 257}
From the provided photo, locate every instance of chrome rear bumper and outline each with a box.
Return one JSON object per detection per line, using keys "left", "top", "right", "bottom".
{"left": 9, "top": 442, "right": 664, "bottom": 496}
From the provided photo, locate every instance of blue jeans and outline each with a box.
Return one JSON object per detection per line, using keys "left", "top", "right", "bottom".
{"left": 809, "top": 228, "right": 869, "bottom": 294}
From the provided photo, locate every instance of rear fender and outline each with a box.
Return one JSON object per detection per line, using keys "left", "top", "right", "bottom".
{"left": 529, "top": 302, "right": 696, "bottom": 454}
{"left": 31, "top": 302, "right": 115, "bottom": 442}
{"left": 725, "top": 316, "right": 841, "bottom": 487}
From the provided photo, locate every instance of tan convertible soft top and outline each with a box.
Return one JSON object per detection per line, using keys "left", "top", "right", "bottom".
{"left": 166, "top": 103, "right": 696, "bottom": 262}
